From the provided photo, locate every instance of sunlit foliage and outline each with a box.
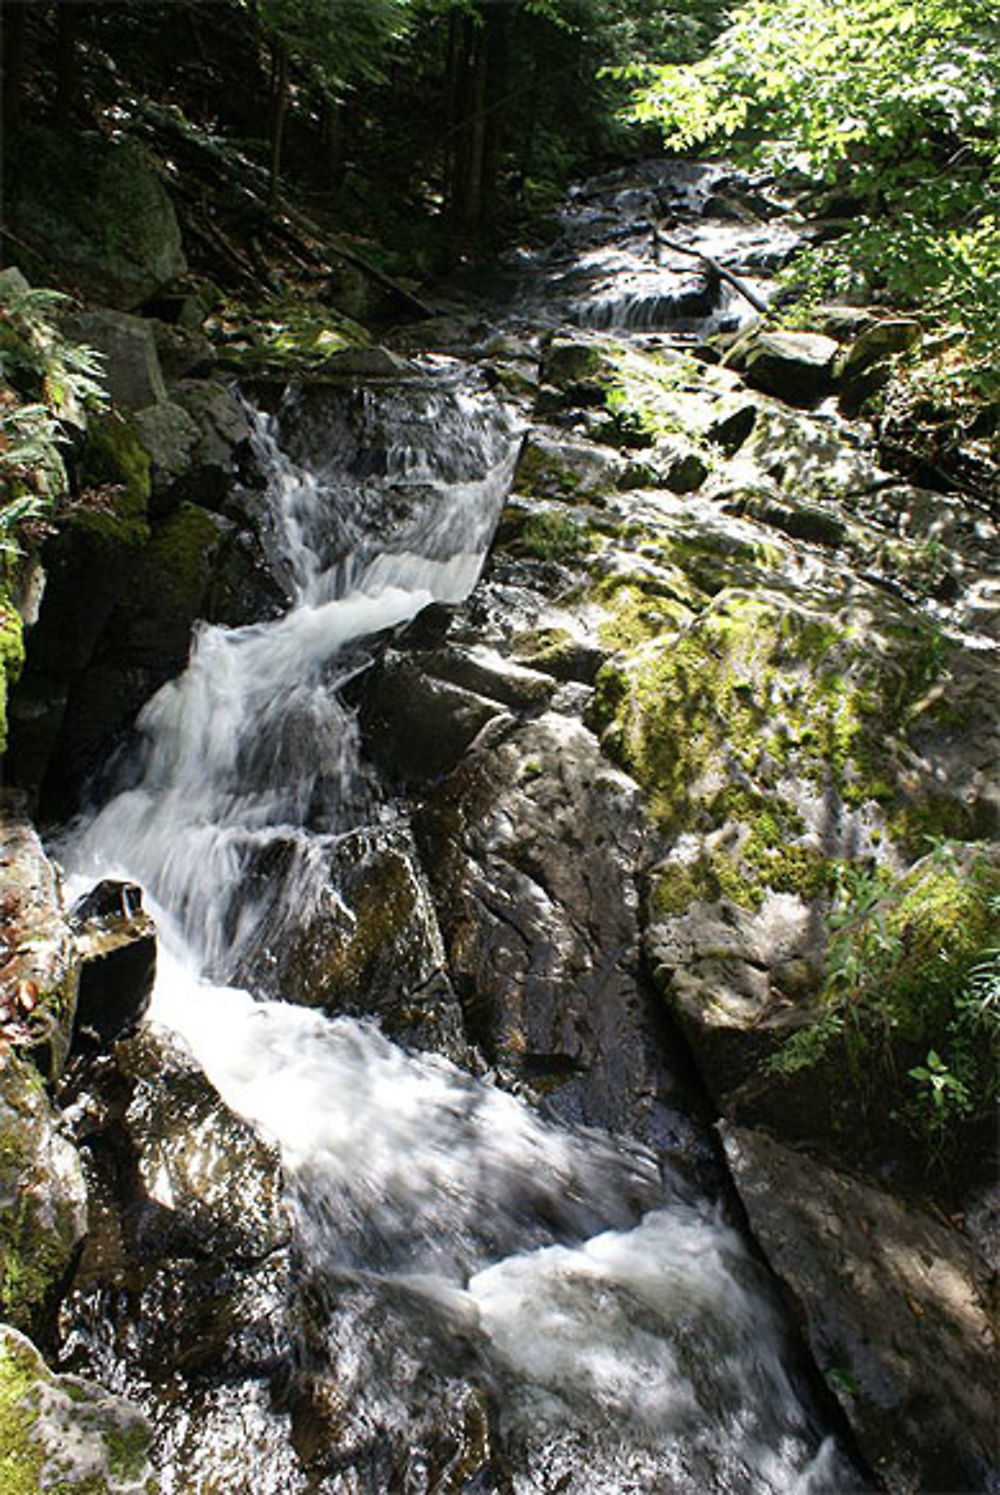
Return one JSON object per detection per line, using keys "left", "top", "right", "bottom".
{"left": 629, "top": 0, "right": 1000, "bottom": 383}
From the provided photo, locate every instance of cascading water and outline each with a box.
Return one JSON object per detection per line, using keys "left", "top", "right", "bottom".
{"left": 57, "top": 365, "right": 864, "bottom": 1492}
{"left": 65, "top": 373, "right": 518, "bottom": 982}
{"left": 506, "top": 159, "right": 799, "bottom": 336}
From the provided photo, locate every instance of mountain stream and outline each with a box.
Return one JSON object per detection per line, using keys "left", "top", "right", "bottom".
{"left": 53, "top": 163, "right": 872, "bottom": 1493}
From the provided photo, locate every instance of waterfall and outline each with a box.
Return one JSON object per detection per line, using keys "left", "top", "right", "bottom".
{"left": 63, "top": 376, "right": 519, "bottom": 981}
{"left": 57, "top": 370, "right": 861, "bottom": 1492}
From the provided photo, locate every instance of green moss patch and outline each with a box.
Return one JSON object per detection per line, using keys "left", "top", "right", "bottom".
{"left": 108, "top": 503, "right": 223, "bottom": 667}
{"left": 592, "top": 588, "right": 949, "bottom": 832}
{"left": 207, "top": 294, "right": 367, "bottom": 375}
{"left": 0, "top": 592, "right": 25, "bottom": 756}
{"left": 75, "top": 413, "right": 152, "bottom": 548}
{"left": 0, "top": 1054, "right": 85, "bottom": 1332}
{"left": 499, "top": 508, "right": 593, "bottom": 563}
{"left": 0, "top": 1324, "right": 156, "bottom": 1494}
{"left": 594, "top": 578, "right": 697, "bottom": 653}
{"left": 599, "top": 346, "right": 711, "bottom": 442}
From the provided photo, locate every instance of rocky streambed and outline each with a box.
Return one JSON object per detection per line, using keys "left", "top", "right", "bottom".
{"left": 1, "top": 159, "right": 998, "bottom": 1493}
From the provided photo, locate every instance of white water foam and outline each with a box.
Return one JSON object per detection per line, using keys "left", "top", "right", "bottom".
{"left": 142, "top": 941, "right": 855, "bottom": 1493}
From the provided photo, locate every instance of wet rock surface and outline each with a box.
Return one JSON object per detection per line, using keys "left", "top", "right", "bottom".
{"left": 381, "top": 161, "right": 998, "bottom": 1490}
{"left": 721, "top": 1124, "right": 999, "bottom": 1495}
{"left": 70, "top": 880, "right": 157, "bottom": 1053}
{"left": 415, "top": 711, "right": 714, "bottom": 1169}
{"left": 56, "top": 1024, "right": 295, "bottom": 1486}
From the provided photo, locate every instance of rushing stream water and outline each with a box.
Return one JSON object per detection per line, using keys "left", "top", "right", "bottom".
{"left": 52, "top": 169, "right": 870, "bottom": 1491}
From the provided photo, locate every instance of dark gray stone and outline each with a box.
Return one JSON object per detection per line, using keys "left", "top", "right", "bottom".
{"left": 741, "top": 331, "right": 839, "bottom": 406}
{"left": 61, "top": 310, "right": 166, "bottom": 411}
{"left": 70, "top": 881, "right": 156, "bottom": 1053}
{"left": 721, "top": 1124, "right": 999, "bottom": 1495}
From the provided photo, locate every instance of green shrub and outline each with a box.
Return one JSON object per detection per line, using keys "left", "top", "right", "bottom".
{"left": 765, "top": 842, "right": 1000, "bottom": 1158}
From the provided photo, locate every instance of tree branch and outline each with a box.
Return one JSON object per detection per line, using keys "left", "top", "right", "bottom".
{"left": 653, "top": 224, "right": 773, "bottom": 318}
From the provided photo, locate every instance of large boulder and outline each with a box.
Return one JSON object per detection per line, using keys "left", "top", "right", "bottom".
{"left": 58, "top": 1024, "right": 296, "bottom": 1485}
{"left": 738, "top": 330, "right": 839, "bottom": 406}
{"left": 360, "top": 645, "right": 549, "bottom": 788}
{"left": 60, "top": 310, "right": 167, "bottom": 411}
{"left": 721, "top": 1124, "right": 998, "bottom": 1495}
{"left": 416, "top": 711, "right": 714, "bottom": 1168}
{"left": 593, "top": 579, "right": 1000, "bottom": 1189}
{"left": 114, "top": 1027, "right": 289, "bottom": 1262}
{"left": 837, "top": 318, "right": 922, "bottom": 415}
{"left": 5, "top": 126, "right": 186, "bottom": 310}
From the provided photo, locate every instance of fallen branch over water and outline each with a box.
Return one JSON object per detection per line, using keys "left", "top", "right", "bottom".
{"left": 653, "top": 224, "right": 772, "bottom": 318}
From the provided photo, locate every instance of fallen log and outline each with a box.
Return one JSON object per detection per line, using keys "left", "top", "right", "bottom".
{"left": 652, "top": 224, "right": 773, "bottom": 318}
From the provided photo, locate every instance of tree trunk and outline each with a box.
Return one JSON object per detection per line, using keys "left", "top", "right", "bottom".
{"left": 268, "top": 40, "right": 289, "bottom": 211}
{"left": 54, "top": 0, "right": 80, "bottom": 125}
{"left": 445, "top": 7, "right": 509, "bottom": 252}
{"left": 2, "top": 0, "right": 26, "bottom": 137}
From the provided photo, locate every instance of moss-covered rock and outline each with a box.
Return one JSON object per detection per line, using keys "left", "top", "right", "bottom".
{"left": 244, "top": 827, "right": 467, "bottom": 1054}
{"left": 510, "top": 626, "right": 606, "bottom": 684}
{"left": 0, "top": 807, "right": 84, "bottom": 1328}
{"left": 6, "top": 126, "right": 185, "bottom": 311}
{"left": 589, "top": 570, "right": 998, "bottom": 1191}
{"left": 540, "top": 336, "right": 609, "bottom": 389}
{"left": 596, "top": 344, "right": 721, "bottom": 451}
{"left": 206, "top": 295, "right": 367, "bottom": 376}
{"left": 0, "top": 1054, "right": 86, "bottom": 1334}
{"left": 495, "top": 505, "right": 594, "bottom": 564}
{"left": 591, "top": 586, "right": 951, "bottom": 836}
{"left": 514, "top": 430, "right": 623, "bottom": 502}
{"left": 22, "top": 445, "right": 151, "bottom": 682}
{"left": 80, "top": 414, "right": 153, "bottom": 525}
{"left": 105, "top": 503, "right": 225, "bottom": 673}
{"left": 0, "top": 1324, "right": 156, "bottom": 1494}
